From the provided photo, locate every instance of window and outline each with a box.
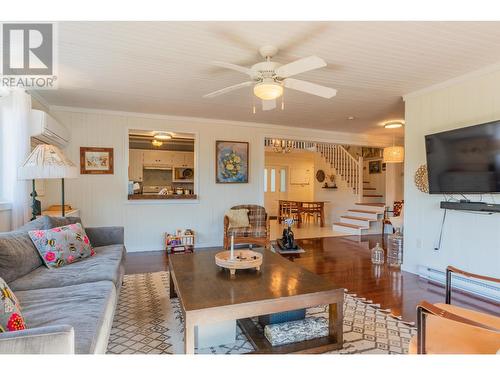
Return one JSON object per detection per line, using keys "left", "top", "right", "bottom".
{"left": 270, "top": 168, "right": 276, "bottom": 193}
{"left": 280, "top": 168, "right": 287, "bottom": 192}
{"left": 263, "top": 168, "right": 268, "bottom": 193}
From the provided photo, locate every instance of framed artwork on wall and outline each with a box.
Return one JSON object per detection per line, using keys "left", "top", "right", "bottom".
{"left": 80, "top": 147, "right": 114, "bottom": 174}
{"left": 369, "top": 160, "right": 382, "bottom": 174}
{"left": 362, "top": 147, "right": 383, "bottom": 159}
{"left": 215, "top": 141, "right": 249, "bottom": 183}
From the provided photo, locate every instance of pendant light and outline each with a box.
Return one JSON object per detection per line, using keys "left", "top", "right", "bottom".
{"left": 383, "top": 121, "right": 404, "bottom": 163}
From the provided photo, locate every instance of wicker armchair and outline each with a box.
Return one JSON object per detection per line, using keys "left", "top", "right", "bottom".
{"left": 224, "top": 204, "right": 270, "bottom": 250}
{"left": 409, "top": 266, "right": 500, "bottom": 354}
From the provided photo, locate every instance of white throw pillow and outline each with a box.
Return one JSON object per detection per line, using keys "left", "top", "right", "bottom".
{"left": 226, "top": 209, "right": 250, "bottom": 229}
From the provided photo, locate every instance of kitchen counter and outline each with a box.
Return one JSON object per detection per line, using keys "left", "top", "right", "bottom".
{"left": 128, "top": 194, "right": 197, "bottom": 200}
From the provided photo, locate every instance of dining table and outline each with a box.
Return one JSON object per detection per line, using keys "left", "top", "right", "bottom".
{"left": 278, "top": 200, "right": 329, "bottom": 228}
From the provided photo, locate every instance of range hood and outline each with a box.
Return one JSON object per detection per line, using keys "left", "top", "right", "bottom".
{"left": 143, "top": 165, "right": 172, "bottom": 170}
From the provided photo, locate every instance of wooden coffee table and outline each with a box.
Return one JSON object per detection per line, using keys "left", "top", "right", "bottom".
{"left": 168, "top": 249, "right": 344, "bottom": 354}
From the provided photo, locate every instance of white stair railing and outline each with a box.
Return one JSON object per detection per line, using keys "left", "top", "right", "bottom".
{"left": 316, "top": 143, "right": 363, "bottom": 202}
{"left": 264, "top": 138, "right": 364, "bottom": 201}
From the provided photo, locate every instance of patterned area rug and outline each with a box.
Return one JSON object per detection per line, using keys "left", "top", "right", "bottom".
{"left": 107, "top": 271, "right": 416, "bottom": 354}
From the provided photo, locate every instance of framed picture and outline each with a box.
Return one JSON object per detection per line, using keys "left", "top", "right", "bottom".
{"left": 362, "top": 147, "right": 383, "bottom": 159}
{"left": 80, "top": 147, "right": 114, "bottom": 174}
{"left": 369, "top": 160, "right": 382, "bottom": 174}
{"left": 215, "top": 141, "right": 249, "bottom": 183}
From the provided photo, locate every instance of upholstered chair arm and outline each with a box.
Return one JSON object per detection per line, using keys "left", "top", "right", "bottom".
{"left": 85, "top": 226, "right": 124, "bottom": 247}
{"left": 416, "top": 301, "right": 500, "bottom": 354}
{"left": 446, "top": 266, "right": 500, "bottom": 304}
{"left": 0, "top": 325, "right": 75, "bottom": 354}
{"left": 223, "top": 215, "right": 229, "bottom": 235}
{"left": 223, "top": 215, "right": 230, "bottom": 249}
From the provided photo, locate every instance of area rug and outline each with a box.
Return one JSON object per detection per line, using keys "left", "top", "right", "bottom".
{"left": 107, "top": 271, "right": 417, "bottom": 354}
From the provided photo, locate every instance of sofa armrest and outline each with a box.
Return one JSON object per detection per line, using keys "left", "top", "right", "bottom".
{"left": 0, "top": 325, "right": 75, "bottom": 354}
{"left": 85, "top": 226, "right": 124, "bottom": 247}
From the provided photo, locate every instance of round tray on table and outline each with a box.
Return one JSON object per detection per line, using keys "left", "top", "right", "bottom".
{"left": 215, "top": 249, "right": 263, "bottom": 277}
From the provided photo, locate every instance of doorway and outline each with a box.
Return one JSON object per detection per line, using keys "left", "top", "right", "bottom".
{"left": 264, "top": 165, "right": 288, "bottom": 218}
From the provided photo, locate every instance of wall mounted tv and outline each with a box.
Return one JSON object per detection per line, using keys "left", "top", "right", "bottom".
{"left": 425, "top": 120, "right": 500, "bottom": 194}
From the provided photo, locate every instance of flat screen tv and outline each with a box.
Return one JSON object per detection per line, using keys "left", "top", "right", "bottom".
{"left": 425, "top": 121, "right": 500, "bottom": 194}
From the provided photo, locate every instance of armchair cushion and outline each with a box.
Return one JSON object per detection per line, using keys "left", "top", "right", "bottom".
{"left": 230, "top": 205, "right": 267, "bottom": 227}
{"left": 225, "top": 209, "right": 250, "bottom": 229}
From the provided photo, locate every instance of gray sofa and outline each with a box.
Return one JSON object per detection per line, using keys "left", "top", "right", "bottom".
{"left": 0, "top": 216, "right": 126, "bottom": 354}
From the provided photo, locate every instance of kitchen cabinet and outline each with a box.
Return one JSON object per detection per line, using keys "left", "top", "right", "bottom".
{"left": 135, "top": 149, "right": 194, "bottom": 170}
{"left": 173, "top": 152, "right": 194, "bottom": 167}
{"left": 143, "top": 150, "right": 173, "bottom": 166}
{"left": 183, "top": 152, "right": 194, "bottom": 168}
{"left": 129, "top": 149, "right": 144, "bottom": 182}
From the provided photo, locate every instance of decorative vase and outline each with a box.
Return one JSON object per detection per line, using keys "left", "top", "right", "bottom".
{"left": 387, "top": 228, "right": 404, "bottom": 267}
{"left": 371, "top": 242, "right": 385, "bottom": 265}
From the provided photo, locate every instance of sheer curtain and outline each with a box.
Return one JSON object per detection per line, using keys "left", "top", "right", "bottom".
{"left": 0, "top": 90, "right": 31, "bottom": 229}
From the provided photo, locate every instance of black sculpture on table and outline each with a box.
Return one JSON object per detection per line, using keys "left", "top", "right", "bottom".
{"left": 277, "top": 218, "right": 299, "bottom": 250}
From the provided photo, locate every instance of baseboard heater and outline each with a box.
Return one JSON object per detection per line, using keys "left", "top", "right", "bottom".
{"left": 417, "top": 265, "right": 500, "bottom": 302}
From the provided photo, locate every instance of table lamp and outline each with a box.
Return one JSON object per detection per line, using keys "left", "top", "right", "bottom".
{"left": 18, "top": 144, "right": 78, "bottom": 219}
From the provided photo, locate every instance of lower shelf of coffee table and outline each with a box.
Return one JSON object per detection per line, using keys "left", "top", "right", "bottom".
{"left": 237, "top": 318, "right": 342, "bottom": 354}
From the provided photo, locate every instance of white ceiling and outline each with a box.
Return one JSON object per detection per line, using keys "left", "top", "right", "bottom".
{"left": 37, "top": 21, "right": 500, "bottom": 137}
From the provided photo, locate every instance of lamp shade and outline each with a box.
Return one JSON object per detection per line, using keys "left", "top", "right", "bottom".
{"left": 18, "top": 144, "right": 78, "bottom": 180}
{"left": 383, "top": 146, "right": 405, "bottom": 163}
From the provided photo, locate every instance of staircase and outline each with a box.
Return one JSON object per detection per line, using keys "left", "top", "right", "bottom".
{"left": 332, "top": 181, "right": 385, "bottom": 235}
{"left": 264, "top": 138, "right": 386, "bottom": 235}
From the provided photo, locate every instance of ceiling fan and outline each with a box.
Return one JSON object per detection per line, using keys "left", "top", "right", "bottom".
{"left": 203, "top": 45, "right": 337, "bottom": 111}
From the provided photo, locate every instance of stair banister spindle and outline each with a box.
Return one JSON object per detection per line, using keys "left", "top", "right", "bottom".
{"left": 342, "top": 147, "right": 345, "bottom": 177}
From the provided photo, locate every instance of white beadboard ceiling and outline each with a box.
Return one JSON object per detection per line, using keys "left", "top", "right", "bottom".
{"left": 36, "top": 21, "right": 500, "bottom": 137}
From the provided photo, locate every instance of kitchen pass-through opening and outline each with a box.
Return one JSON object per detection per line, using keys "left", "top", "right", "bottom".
{"left": 128, "top": 129, "right": 196, "bottom": 199}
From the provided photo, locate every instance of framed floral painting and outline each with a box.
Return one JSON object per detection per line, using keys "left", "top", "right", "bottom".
{"left": 80, "top": 147, "right": 114, "bottom": 174}
{"left": 215, "top": 141, "right": 249, "bottom": 183}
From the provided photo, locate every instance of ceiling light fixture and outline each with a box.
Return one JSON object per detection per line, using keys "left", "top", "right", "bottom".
{"left": 154, "top": 131, "right": 172, "bottom": 140}
{"left": 271, "top": 139, "right": 294, "bottom": 154}
{"left": 347, "top": 116, "right": 355, "bottom": 120}
{"left": 383, "top": 123, "right": 404, "bottom": 163}
{"left": 383, "top": 146, "right": 404, "bottom": 163}
{"left": 384, "top": 121, "right": 404, "bottom": 129}
{"left": 151, "top": 139, "right": 163, "bottom": 147}
{"left": 253, "top": 79, "right": 283, "bottom": 100}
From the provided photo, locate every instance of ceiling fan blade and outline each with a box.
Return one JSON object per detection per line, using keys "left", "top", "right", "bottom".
{"left": 262, "top": 99, "right": 276, "bottom": 111}
{"left": 211, "top": 61, "right": 255, "bottom": 77}
{"left": 275, "top": 56, "right": 327, "bottom": 78}
{"left": 203, "top": 81, "right": 253, "bottom": 98}
{"left": 283, "top": 78, "right": 337, "bottom": 99}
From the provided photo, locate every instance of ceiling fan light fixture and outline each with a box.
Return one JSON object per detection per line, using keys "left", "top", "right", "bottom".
{"left": 253, "top": 81, "right": 283, "bottom": 100}
{"left": 154, "top": 131, "right": 172, "bottom": 140}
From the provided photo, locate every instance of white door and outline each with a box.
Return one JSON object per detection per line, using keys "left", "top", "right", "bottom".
{"left": 264, "top": 165, "right": 288, "bottom": 217}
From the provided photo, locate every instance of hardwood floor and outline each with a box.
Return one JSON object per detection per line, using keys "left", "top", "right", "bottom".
{"left": 125, "top": 234, "right": 499, "bottom": 322}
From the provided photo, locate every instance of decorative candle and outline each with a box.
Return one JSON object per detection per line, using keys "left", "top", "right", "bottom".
{"left": 230, "top": 234, "right": 234, "bottom": 260}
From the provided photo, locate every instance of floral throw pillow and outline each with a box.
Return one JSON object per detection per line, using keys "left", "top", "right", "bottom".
{"left": 0, "top": 277, "right": 26, "bottom": 333}
{"left": 29, "top": 223, "right": 95, "bottom": 269}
